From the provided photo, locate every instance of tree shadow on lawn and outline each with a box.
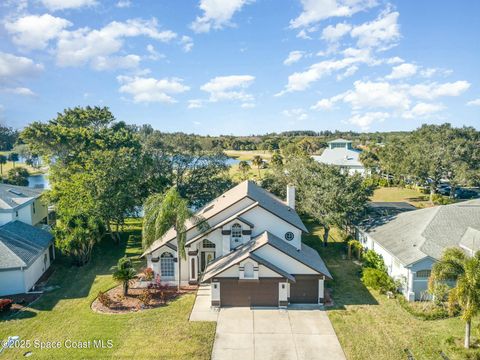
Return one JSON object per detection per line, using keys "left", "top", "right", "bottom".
{"left": 28, "top": 224, "right": 143, "bottom": 312}
{"left": 302, "top": 217, "right": 378, "bottom": 308}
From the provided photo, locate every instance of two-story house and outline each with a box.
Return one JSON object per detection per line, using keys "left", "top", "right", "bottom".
{"left": 312, "top": 138, "right": 367, "bottom": 176}
{"left": 143, "top": 180, "right": 332, "bottom": 307}
{"left": 0, "top": 184, "right": 54, "bottom": 296}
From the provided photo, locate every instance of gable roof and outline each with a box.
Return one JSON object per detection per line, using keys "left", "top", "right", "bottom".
{"left": 359, "top": 199, "right": 480, "bottom": 265}
{"left": 143, "top": 180, "right": 307, "bottom": 255}
{"left": 201, "top": 231, "right": 332, "bottom": 281}
{"left": 0, "top": 221, "right": 53, "bottom": 270}
{"left": 0, "top": 184, "right": 43, "bottom": 212}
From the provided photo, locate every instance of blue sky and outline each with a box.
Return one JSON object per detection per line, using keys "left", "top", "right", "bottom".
{"left": 0, "top": 0, "right": 479, "bottom": 135}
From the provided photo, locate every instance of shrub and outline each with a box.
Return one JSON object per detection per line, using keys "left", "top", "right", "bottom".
{"left": 97, "top": 291, "right": 112, "bottom": 308}
{"left": 428, "top": 281, "right": 450, "bottom": 306}
{"left": 431, "top": 194, "right": 455, "bottom": 205}
{"left": 0, "top": 299, "right": 13, "bottom": 312}
{"left": 361, "top": 268, "right": 396, "bottom": 294}
{"left": 397, "top": 296, "right": 454, "bottom": 320}
{"left": 139, "top": 289, "right": 152, "bottom": 306}
{"left": 362, "top": 249, "right": 387, "bottom": 273}
{"left": 144, "top": 267, "right": 154, "bottom": 281}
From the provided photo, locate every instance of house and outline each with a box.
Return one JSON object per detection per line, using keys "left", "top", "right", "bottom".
{"left": 143, "top": 180, "right": 332, "bottom": 307}
{"left": 0, "top": 185, "right": 54, "bottom": 296}
{"left": 356, "top": 199, "right": 480, "bottom": 301}
{"left": 312, "top": 138, "right": 367, "bottom": 176}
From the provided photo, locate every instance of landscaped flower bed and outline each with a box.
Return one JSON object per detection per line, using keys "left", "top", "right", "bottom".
{"left": 91, "top": 281, "right": 196, "bottom": 314}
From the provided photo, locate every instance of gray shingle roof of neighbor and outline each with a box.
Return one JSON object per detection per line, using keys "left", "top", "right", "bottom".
{"left": 143, "top": 180, "right": 308, "bottom": 256}
{"left": 0, "top": 184, "right": 43, "bottom": 211}
{"left": 312, "top": 148, "right": 363, "bottom": 168}
{"left": 0, "top": 221, "right": 53, "bottom": 270}
{"left": 201, "top": 231, "right": 332, "bottom": 282}
{"left": 328, "top": 138, "right": 352, "bottom": 144}
{"left": 359, "top": 199, "right": 480, "bottom": 266}
{"left": 459, "top": 227, "right": 480, "bottom": 254}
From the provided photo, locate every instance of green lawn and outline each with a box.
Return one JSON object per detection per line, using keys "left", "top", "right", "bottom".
{"left": 0, "top": 219, "right": 215, "bottom": 360}
{"left": 224, "top": 149, "right": 272, "bottom": 161}
{"left": 371, "top": 186, "right": 432, "bottom": 208}
{"left": 302, "top": 218, "right": 480, "bottom": 360}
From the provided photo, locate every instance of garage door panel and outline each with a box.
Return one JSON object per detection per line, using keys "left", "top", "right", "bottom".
{"left": 219, "top": 279, "right": 280, "bottom": 307}
{"left": 290, "top": 277, "right": 319, "bottom": 304}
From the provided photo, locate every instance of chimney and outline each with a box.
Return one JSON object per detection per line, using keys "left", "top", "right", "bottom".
{"left": 286, "top": 185, "right": 295, "bottom": 210}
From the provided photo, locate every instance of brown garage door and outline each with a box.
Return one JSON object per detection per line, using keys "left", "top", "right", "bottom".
{"left": 290, "top": 276, "right": 319, "bottom": 303}
{"left": 219, "top": 279, "right": 280, "bottom": 307}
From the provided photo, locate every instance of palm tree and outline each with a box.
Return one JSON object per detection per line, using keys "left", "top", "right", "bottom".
{"left": 8, "top": 153, "right": 19, "bottom": 168}
{"left": 143, "top": 187, "right": 207, "bottom": 291}
{"left": 271, "top": 151, "right": 283, "bottom": 167}
{"left": 238, "top": 161, "right": 251, "bottom": 179}
{"left": 113, "top": 256, "right": 137, "bottom": 296}
{"left": 252, "top": 155, "right": 263, "bottom": 178}
{"left": 0, "top": 155, "right": 6, "bottom": 178}
{"left": 430, "top": 248, "right": 480, "bottom": 348}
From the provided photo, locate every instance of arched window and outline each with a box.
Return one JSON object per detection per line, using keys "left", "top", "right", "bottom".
{"left": 160, "top": 252, "right": 174, "bottom": 277}
{"left": 231, "top": 223, "right": 242, "bottom": 238}
{"left": 244, "top": 262, "right": 254, "bottom": 278}
{"left": 202, "top": 239, "right": 216, "bottom": 248}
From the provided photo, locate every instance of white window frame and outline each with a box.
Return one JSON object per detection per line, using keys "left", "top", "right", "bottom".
{"left": 231, "top": 223, "right": 242, "bottom": 239}
{"left": 160, "top": 252, "right": 175, "bottom": 277}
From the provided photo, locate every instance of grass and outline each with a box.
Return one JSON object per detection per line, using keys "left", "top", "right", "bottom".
{"left": 224, "top": 150, "right": 272, "bottom": 161}
{"left": 302, "top": 218, "right": 480, "bottom": 360}
{"left": 371, "top": 186, "right": 432, "bottom": 208}
{"left": 0, "top": 219, "right": 215, "bottom": 360}
{"left": 229, "top": 164, "right": 270, "bottom": 182}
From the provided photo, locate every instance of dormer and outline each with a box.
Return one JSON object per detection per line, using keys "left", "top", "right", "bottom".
{"left": 328, "top": 138, "right": 353, "bottom": 150}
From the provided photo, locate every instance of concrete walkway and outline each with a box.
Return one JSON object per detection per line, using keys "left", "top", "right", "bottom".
{"left": 189, "top": 285, "right": 346, "bottom": 360}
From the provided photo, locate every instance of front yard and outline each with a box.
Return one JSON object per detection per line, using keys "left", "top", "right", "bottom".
{"left": 0, "top": 219, "right": 215, "bottom": 360}
{"left": 303, "top": 219, "right": 480, "bottom": 360}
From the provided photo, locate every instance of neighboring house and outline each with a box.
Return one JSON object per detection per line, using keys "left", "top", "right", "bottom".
{"left": 312, "top": 138, "right": 367, "bottom": 176}
{"left": 0, "top": 184, "right": 54, "bottom": 296}
{"left": 143, "top": 180, "right": 332, "bottom": 307}
{"left": 356, "top": 200, "right": 480, "bottom": 301}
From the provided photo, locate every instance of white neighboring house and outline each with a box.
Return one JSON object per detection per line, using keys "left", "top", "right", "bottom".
{"left": 312, "top": 138, "right": 367, "bottom": 176}
{"left": 356, "top": 199, "right": 480, "bottom": 301}
{"left": 142, "top": 180, "right": 332, "bottom": 307}
{"left": 0, "top": 184, "right": 54, "bottom": 296}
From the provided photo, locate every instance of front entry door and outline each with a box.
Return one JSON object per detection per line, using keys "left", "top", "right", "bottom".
{"left": 200, "top": 251, "right": 215, "bottom": 272}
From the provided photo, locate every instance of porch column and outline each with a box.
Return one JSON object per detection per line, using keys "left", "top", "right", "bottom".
{"left": 279, "top": 282, "right": 288, "bottom": 307}
{"left": 407, "top": 271, "right": 415, "bottom": 301}
{"left": 211, "top": 280, "right": 220, "bottom": 307}
{"left": 318, "top": 277, "right": 325, "bottom": 305}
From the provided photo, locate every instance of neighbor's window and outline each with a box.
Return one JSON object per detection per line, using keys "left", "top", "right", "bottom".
{"left": 202, "top": 239, "right": 216, "bottom": 248}
{"left": 160, "top": 252, "right": 174, "bottom": 277}
{"left": 231, "top": 223, "right": 242, "bottom": 238}
{"left": 416, "top": 270, "right": 431, "bottom": 279}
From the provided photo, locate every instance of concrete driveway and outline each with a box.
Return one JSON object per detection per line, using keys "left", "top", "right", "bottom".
{"left": 212, "top": 307, "right": 346, "bottom": 360}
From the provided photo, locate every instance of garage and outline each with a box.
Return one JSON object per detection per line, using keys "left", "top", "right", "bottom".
{"left": 289, "top": 276, "right": 319, "bottom": 303}
{"left": 219, "top": 279, "right": 280, "bottom": 307}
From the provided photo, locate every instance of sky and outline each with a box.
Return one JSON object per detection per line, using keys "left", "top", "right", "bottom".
{"left": 0, "top": 0, "right": 479, "bottom": 135}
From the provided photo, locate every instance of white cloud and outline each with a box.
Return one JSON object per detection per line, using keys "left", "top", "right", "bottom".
{"left": 117, "top": 75, "right": 189, "bottom": 103}
{"left": 5, "top": 14, "right": 72, "bottom": 51}
{"left": 91, "top": 55, "right": 141, "bottom": 71}
{"left": 350, "top": 9, "right": 400, "bottom": 50}
{"left": 40, "top": 0, "right": 97, "bottom": 11}
{"left": 290, "top": 0, "right": 377, "bottom": 29}
{"left": 311, "top": 98, "right": 334, "bottom": 110}
{"left": 277, "top": 47, "right": 374, "bottom": 94}
{"left": 180, "top": 36, "right": 194, "bottom": 52}
{"left": 116, "top": 0, "right": 131, "bottom": 8}
{"left": 321, "top": 22, "right": 351, "bottom": 42}
{"left": 1, "top": 87, "right": 35, "bottom": 96}
{"left": 386, "top": 56, "right": 404, "bottom": 64}
{"left": 343, "top": 80, "right": 410, "bottom": 110}
{"left": 146, "top": 44, "right": 165, "bottom": 60}
{"left": 241, "top": 102, "right": 255, "bottom": 108}
{"left": 0, "top": 52, "right": 44, "bottom": 80}
{"left": 201, "top": 75, "right": 255, "bottom": 102}
{"left": 191, "top": 0, "right": 253, "bottom": 33}
{"left": 386, "top": 63, "right": 417, "bottom": 79}
{"left": 188, "top": 99, "right": 203, "bottom": 109}
{"left": 409, "top": 81, "right": 470, "bottom": 100}
{"left": 467, "top": 98, "right": 480, "bottom": 106}
{"left": 337, "top": 65, "right": 358, "bottom": 80}
{"left": 283, "top": 51, "right": 304, "bottom": 66}
{"left": 402, "top": 102, "right": 445, "bottom": 119}
{"left": 347, "top": 111, "right": 389, "bottom": 130}
{"left": 282, "top": 108, "right": 308, "bottom": 121}
{"left": 55, "top": 18, "right": 177, "bottom": 69}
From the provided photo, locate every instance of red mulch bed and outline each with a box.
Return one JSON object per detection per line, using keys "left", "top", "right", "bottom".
{"left": 1, "top": 293, "right": 42, "bottom": 313}
{"left": 91, "top": 282, "right": 197, "bottom": 314}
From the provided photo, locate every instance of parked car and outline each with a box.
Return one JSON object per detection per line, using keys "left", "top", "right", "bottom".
{"left": 437, "top": 186, "right": 451, "bottom": 196}
{"left": 454, "top": 188, "right": 479, "bottom": 199}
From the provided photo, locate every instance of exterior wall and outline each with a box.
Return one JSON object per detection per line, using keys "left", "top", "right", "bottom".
{"left": 23, "top": 247, "right": 52, "bottom": 292}
{"left": 0, "top": 269, "right": 25, "bottom": 296}
{"left": 31, "top": 198, "right": 48, "bottom": 225}
{"left": 409, "top": 257, "right": 436, "bottom": 301}
{"left": 147, "top": 245, "right": 178, "bottom": 283}
{"left": 0, "top": 212, "right": 14, "bottom": 226}
{"left": 259, "top": 266, "right": 282, "bottom": 278}
{"left": 241, "top": 206, "right": 302, "bottom": 249}
{"left": 254, "top": 245, "right": 317, "bottom": 274}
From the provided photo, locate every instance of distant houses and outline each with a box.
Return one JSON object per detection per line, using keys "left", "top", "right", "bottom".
{"left": 312, "top": 139, "right": 367, "bottom": 176}
{"left": 0, "top": 184, "right": 54, "bottom": 296}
